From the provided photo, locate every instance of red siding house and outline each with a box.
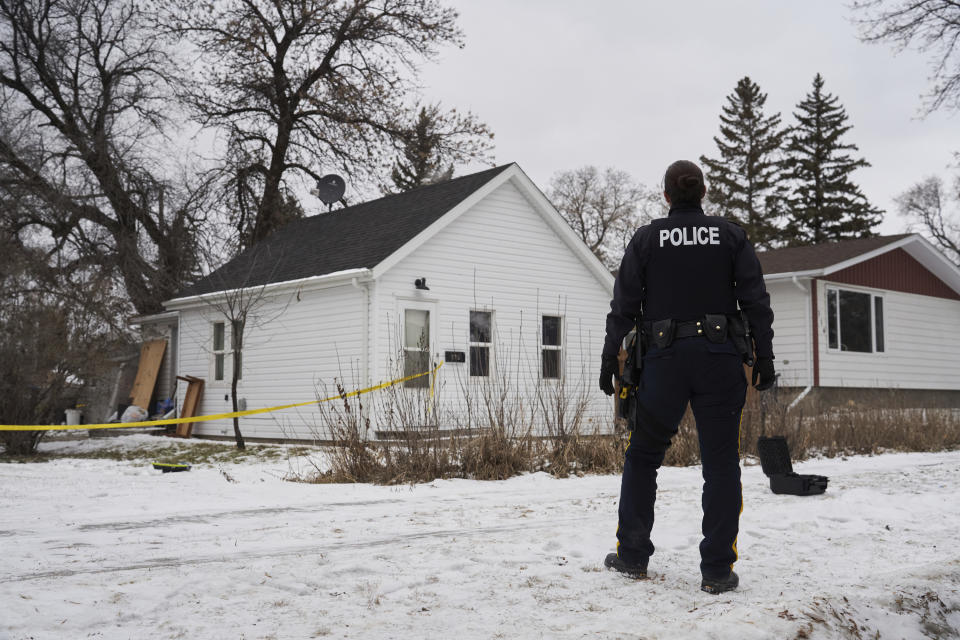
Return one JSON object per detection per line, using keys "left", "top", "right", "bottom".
{"left": 758, "top": 234, "right": 960, "bottom": 406}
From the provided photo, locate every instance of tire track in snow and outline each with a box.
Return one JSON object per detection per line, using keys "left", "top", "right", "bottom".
{"left": 2, "top": 515, "right": 598, "bottom": 584}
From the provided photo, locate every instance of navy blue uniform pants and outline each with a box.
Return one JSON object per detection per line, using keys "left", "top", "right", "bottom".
{"left": 617, "top": 336, "right": 747, "bottom": 578}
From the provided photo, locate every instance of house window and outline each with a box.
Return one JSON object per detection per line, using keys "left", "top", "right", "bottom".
{"left": 469, "top": 311, "right": 492, "bottom": 377}
{"left": 542, "top": 315, "right": 562, "bottom": 379}
{"left": 826, "top": 288, "right": 884, "bottom": 353}
{"left": 212, "top": 322, "right": 225, "bottom": 381}
{"left": 404, "top": 309, "right": 430, "bottom": 388}
{"left": 874, "top": 296, "right": 884, "bottom": 352}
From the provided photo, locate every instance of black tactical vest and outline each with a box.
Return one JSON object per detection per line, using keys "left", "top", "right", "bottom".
{"left": 640, "top": 209, "right": 740, "bottom": 322}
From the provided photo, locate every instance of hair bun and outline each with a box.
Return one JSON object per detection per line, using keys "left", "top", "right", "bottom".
{"left": 663, "top": 160, "right": 705, "bottom": 206}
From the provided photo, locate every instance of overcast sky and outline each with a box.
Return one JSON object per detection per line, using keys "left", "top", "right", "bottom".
{"left": 417, "top": 0, "right": 958, "bottom": 235}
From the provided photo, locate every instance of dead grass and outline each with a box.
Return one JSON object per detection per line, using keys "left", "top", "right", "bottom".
{"left": 0, "top": 438, "right": 312, "bottom": 465}
{"left": 301, "top": 378, "right": 960, "bottom": 485}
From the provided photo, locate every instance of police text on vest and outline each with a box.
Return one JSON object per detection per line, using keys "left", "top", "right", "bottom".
{"left": 659, "top": 226, "right": 720, "bottom": 247}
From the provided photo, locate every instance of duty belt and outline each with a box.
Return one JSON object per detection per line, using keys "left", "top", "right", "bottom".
{"left": 668, "top": 319, "right": 711, "bottom": 339}
{"left": 618, "top": 313, "right": 755, "bottom": 419}
{"left": 639, "top": 313, "right": 754, "bottom": 366}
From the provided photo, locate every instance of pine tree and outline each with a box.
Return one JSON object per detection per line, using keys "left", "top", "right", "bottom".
{"left": 783, "top": 74, "right": 882, "bottom": 245}
{"left": 390, "top": 106, "right": 454, "bottom": 192}
{"left": 700, "top": 77, "right": 786, "bottom": 249}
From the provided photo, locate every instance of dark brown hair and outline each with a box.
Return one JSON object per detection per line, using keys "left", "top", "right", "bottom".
{"left": 663, "top": 160, "right": 705, "bottom": 207}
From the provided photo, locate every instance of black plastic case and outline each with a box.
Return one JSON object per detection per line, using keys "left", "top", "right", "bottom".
{"left": 756, "top": 436, "right": 828, "bottom": 496}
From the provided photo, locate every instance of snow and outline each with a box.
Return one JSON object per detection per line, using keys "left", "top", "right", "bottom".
{"left": 2, "top": 437, "right": 959, "bottom": 639}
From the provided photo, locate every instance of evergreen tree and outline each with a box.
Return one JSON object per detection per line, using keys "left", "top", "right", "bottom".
{"left": 390, "top": 106, "right": 455, "bottom": 192}
{"left": 700, "top": 76, "right": 786, "bottom": 249}
{"left": 783, "top": 74, "right": 882, "bottom": 245}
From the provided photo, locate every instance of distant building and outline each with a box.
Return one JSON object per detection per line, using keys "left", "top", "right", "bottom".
{"left": 758, "top": 234, "right": 960, "bottom": 407}
{"left": 138, "top": 164, "right": 615, "bottom": 440}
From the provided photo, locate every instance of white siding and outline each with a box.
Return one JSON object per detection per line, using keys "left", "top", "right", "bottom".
{"left": 177, "top": 283, "right": 366, "bottom": 439}
{"left": 766, "top": 279, "right": 812, "bottom": 387}
{"left": 817, "top": 281, "right": 960, "bottom": 389}
{"left": 373, "top": 178, "right": 614, "bottom": 433}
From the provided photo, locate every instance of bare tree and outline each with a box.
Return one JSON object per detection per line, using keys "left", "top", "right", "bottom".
{"left": 548, "top": 166, "right": 660, "bottom": 271}
{"left": 0, "top": 0, "right": 209, "bottom": 315}
{"left": 194, "top": 247, "right": 292, "bottom": 450}
{"left": 166, "top": 0, "right": 493, "bottom": 248}
{"left": 0, "top": 229, "right": 126, "bottom": 454}
{"left": 853, "top": 0, "right": 960, "bottom": 115}
{"left": 896, "top": 172, "right": 960, "bottom": 265}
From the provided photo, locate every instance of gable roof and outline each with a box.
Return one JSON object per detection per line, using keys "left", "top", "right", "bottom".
{"left": 757, "top": 234, "right": 911, "bottom": 275}
{"left": 757, "top": 233, "right": 960, "bottom": 295}
{"left": 175, "top": 164, "right": 513, "bottom": 298}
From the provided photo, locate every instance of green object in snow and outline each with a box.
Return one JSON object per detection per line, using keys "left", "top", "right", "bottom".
{"left": 152, "top": 462, "right": 191, "bottom": 473}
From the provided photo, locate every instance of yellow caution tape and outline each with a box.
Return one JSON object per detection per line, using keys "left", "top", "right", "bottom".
{"left": 0, "top": 362, "right": 444, "bottom": 432}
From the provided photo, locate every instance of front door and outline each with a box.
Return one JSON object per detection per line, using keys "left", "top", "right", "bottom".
{"left": 399, "top": 301, "right": 436, "bottom": 389}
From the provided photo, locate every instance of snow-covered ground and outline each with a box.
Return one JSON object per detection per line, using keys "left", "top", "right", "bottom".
{"left": 2, "top": 436, "right": 959, "bottom": 639}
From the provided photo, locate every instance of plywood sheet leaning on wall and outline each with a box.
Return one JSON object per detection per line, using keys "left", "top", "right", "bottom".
{"left": 129, "top": 339, "right": 166, "bottom": 411}
{"left": 175, "top": 375, "right": 205, "bottom": 438}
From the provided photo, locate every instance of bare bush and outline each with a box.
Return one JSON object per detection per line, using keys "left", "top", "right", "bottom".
{"left": 739, "top": 385, "right": 960, "bottom": 461}
{"left": 297, "top": 350, "right": 960, "bottom": 486}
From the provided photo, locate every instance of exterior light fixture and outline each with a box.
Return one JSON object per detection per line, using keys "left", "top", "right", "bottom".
{"left": 414, "top": 277, "right": 429, "bottom": 290}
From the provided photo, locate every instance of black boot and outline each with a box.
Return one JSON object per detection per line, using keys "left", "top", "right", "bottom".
{"left": 604, "top": 553, "right": 648, "bottom": 579}
{"left": 701, "top": 570, "right": 739, "bottom": 594}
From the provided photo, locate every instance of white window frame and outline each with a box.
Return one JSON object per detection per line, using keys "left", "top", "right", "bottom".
{"left": 541, "top": 314, "right": 564, "bottom": 380}
{"left": 211, "top": 320, "right": 242, "bottom": 384}
{"left": 825, "top": 286, "right": 885, "bottom": 354}
{"left": 212, "top": 321, "right": 226, "bottom": 382}
{"left": 469, "top": 309, "right": 494, "bottom": 378}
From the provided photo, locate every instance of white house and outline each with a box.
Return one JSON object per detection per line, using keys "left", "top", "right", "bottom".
{"left": 758, "top": 234, "right": 960, "bottom": 406}
{"left": 149, "top": 164, "right": 616, "bottom": 441}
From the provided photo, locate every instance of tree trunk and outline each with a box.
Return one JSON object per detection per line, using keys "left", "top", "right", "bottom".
{"left": 231, "top": 360, "right": 245, "bottom": 450}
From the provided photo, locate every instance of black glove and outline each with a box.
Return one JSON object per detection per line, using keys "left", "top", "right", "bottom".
{"left": 599, "top": 355, "right": 618, "bottom": 396}
{"left": 752, "top": 356, "right": 776, "bottom": 391}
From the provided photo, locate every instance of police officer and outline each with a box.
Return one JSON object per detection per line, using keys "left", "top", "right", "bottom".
{"left": 599, "top": 159, "right": 776, "bottom": 594}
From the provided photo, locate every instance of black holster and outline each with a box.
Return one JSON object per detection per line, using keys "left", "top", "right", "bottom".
{"left": 728, "top": 311, "right": 754, "bottom": 367}
{"left": 617, "top": 327, "right": 644, "bottom": 422}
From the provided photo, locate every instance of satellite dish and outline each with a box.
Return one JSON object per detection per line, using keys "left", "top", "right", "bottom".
{"left": 313, "top": 174, "right": 346, "bottom": 206}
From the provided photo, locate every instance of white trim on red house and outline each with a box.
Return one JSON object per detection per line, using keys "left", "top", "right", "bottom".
{"left": 763, "top": 234, "right": 960, "bottom": 296}
{"left": 820, "top": 236, "right": 915, "bottom": 276}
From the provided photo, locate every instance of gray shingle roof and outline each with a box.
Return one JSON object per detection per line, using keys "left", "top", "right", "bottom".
{"left": 175, "top": 164, "right": 513, "bottom": 298}
{"left": 757, "top": 234, "right": 912, "bottom": 276}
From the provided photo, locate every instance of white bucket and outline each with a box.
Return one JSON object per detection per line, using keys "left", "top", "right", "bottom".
{"left": 65, "top": 409, "right": 82, "bottom": 425}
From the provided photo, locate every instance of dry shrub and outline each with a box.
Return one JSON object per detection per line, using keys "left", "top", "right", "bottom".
{"left": 300, "top": 342, "right": 630, "bottom": 484}
{"left": 308, "top": 382, "right": 380, "bottom": 483}
{"left": 0, "top": 430, "right": 47, "bottom": 457}
{"left": 379, "top": 428, "right": 461, "bottom": 484}
{"left": 461, "top": 427, "right": 539, "bottom": 480}
{"left": 547, "top": 429, "right": 626, "bottom": 477}
{"left": 739, "top": 386, "right": 960, "bottom": 461}
{"left": 302, "top": 348, "right": 960, "bottom": 486}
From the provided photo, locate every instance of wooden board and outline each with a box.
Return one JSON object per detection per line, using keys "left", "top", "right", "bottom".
{"left": 175, "top": 375, "right": 205, "bottom": 438}
{"left": 128, "top": 340, "right": 166, "bottom": 410}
